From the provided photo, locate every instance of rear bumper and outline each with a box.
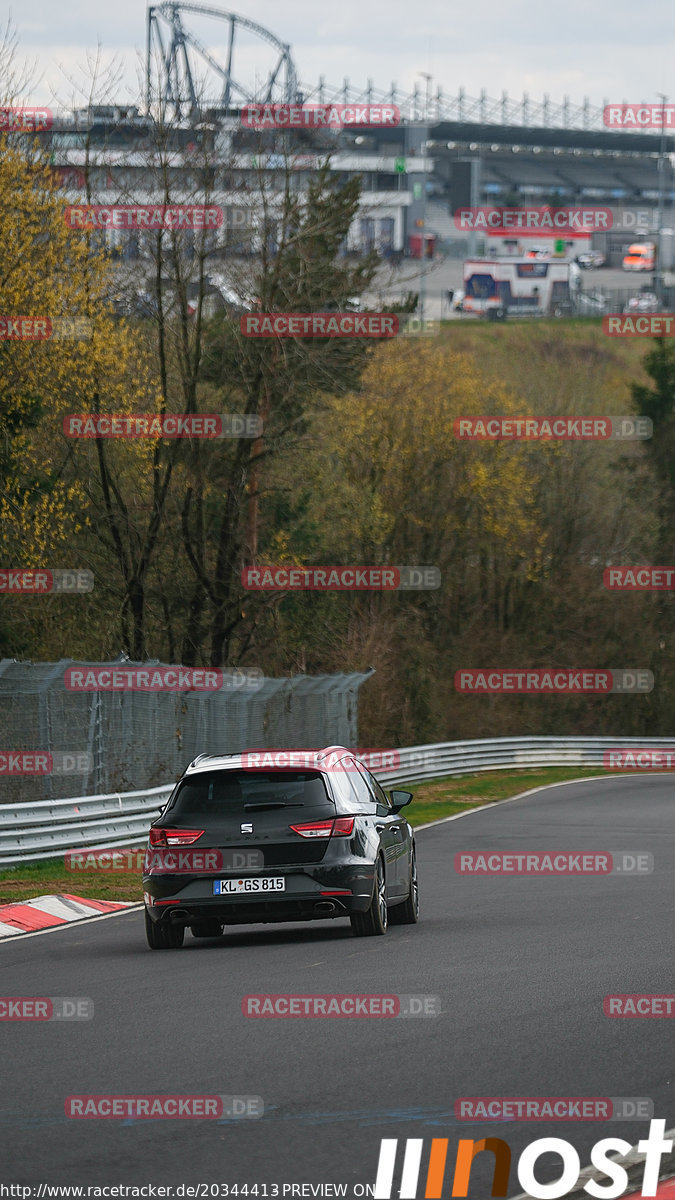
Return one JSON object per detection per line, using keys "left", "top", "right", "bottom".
{"left": 145, "top": 895, "right": 368, "bottom": 926}
{"left": 143, "top": 862, "right": 375, "bottom": 925}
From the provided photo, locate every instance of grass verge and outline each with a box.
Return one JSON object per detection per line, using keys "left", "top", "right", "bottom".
{"left": 0, "top": 766, "right": 614, "bottom": 904}
{"left": 402, "top": 765, "right": 611, "bottom": 826}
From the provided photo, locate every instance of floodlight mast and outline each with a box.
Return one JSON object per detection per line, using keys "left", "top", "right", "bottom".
{"left": 146, "top": 3, "right": 298, "bottom": 121}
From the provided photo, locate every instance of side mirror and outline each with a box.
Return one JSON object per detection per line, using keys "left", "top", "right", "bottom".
{"left": 390, "top": 789, "right": 413, "bottom": 812}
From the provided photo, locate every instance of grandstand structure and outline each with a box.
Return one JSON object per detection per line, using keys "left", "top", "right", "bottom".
{"left": 42, "top": 4, "right": 675, "bottom": 265}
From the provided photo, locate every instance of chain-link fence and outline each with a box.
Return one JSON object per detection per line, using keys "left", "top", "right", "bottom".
{"left": 0, "top": 659, "right": 373, "bottom": 804}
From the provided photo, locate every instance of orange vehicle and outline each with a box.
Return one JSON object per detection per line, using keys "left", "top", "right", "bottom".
{"left": 622, "top": 242, "right": 655, "bottom": 271}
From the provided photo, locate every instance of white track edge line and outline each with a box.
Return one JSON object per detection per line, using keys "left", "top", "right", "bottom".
{"left": 411, "top": 771, "right": 669, "bottom": 833}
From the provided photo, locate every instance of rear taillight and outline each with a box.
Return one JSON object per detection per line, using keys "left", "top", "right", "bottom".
{"left": 289, "top": 817, "right": 354, "bottom": 839}
{"left": 332, "top": 818, "right": 355, "bottom": 836}
{"left": 148, "top": 828, "right": 204, "bottom": 846}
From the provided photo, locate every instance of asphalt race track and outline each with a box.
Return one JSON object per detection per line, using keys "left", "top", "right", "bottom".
{"left": 1, "top": 774, "right": 672, "bottom": 1192}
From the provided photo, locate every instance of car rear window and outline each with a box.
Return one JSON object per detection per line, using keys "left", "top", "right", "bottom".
{"left": 168, "top": 770, "right": 332, "bottom": 815}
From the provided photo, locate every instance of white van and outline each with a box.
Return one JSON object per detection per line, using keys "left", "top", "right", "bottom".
{"left": 462, "top": 257, "right": 579, "bottom": 319}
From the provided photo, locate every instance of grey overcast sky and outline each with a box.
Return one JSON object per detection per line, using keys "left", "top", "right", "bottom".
{"left": 7, "top": 0, "right": 675, "bottom": 113}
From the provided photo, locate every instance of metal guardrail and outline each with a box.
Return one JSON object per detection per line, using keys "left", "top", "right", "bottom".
{"left": 371, "top": 735, "right": 675, "bottom": 786}
{"left": 1, "top": 736, "right": 672, "bottom": 865}
{"left": 0, "top": 786, "right": 173, "bottom": 865}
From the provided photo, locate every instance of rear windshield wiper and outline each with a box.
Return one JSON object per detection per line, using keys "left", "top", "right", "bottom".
{"left": 243, "top": 800, "right": 305, "bottom": 810}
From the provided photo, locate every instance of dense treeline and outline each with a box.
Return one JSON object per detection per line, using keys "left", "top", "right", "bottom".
{"left": 252, "top": 326, "right": 675, "bottom": 743}
{"left": 1, "top": 116, "right": 674, "bottom": 745}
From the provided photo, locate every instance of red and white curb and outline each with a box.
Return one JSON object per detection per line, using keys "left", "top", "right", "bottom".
{"left": 0, "top": 893, "right": 135, "bottom": 936}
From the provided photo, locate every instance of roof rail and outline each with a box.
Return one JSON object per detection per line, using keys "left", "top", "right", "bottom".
{"left": 186, "top": 751, "right": 241, "bottom": 768}
{"left": 317, "top": 745, "right": 352, "bottom": 760}
{"left": 187, "top": 753, "right": 212, "bottom": 769}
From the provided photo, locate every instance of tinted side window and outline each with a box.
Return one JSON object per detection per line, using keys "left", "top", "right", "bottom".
{"left": 350, "top": 762, "right": 380, "bottom": 810}
{"left": 328, "top": 764, "right": 361, "bottom": 811}
{"left": 362, "top": 769, "right": 391, "bottom": 809}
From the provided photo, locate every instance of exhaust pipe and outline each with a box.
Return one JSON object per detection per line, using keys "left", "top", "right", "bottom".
{"left": 314, "top": 900, "right": 337, "bottom": 915}
{"left": 167, "top": 908, "right": 191, "bottom": 924}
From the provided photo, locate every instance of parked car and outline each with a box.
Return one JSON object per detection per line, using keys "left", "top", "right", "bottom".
{"left": 576, "top": 251, "right": 606, "bottom": 269}
{"left": 575, "top": 290, "right": 608, "bottom": 313}
{"left": 623, "top": 292, "right": 660, "bottom": 313}
{"left": 325, "top": 297, "right": 363, "bottom": 313}
{"left": 205, "top": 273, "right": 254, "bottom": 313}
{"left": 143, "top": 746, "right": 419, "bottom": 948}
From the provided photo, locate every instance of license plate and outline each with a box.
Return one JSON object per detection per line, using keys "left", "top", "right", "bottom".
{"left": 213, "top": 877, "right": 285, "bottom": 895}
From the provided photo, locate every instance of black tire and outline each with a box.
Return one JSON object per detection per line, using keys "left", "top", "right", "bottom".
{"left": 350, "top": 856, "right": 388, "bottom": 937}
{"left": 389, "top": 850, "right": 419, "bottom": 925}
{"left": 145, "top": 909, "right": 184, "bottom": 949}
{"left": 145, "top": 909, "right": 164, "bottom": 949}
{"left": 191, "top": 920, "right": 224, "bottom": 939}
